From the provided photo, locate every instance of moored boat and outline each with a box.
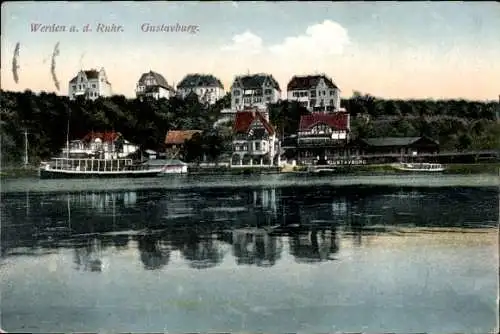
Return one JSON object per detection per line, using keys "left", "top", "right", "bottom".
{"left": 308, "top": 165, "right": 339, "bottom": 175}
{"left": 145, "top": 159, "right": 189, "bottom": 175}
{"left": 391, "top": 162, "right": 445, "bottom": 172}
{"left": 39, "top": 157, "right": 164, "bottom": 179}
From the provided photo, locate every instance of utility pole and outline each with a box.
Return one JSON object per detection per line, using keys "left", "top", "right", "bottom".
{"left": 24, "top": 128, "right": 29, "bottom": 168}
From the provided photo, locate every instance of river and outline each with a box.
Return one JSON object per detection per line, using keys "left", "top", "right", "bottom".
{"left": 0, "top": 175, "right": 498, "bottom": 333}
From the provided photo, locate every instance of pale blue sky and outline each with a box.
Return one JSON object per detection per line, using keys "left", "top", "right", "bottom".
{"left": 2, "top": 1, "right": 499, "bottom": 99}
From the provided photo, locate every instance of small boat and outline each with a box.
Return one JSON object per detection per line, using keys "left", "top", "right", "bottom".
{"left": 150, "top": 159, "right": 188, "bottom": 174}
{"left": 392, "top": 162, "right": 445, "bottom": 172}
{"left": 307, "top": 165, "right": 338, "bottom": 175}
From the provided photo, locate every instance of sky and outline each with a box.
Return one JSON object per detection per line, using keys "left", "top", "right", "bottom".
{"left": 1, "top": 1, "right": 500, "bottom": 100}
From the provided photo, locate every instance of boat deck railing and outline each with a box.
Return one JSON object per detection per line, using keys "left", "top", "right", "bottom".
{"left": 48, "top": 158, "right": 136, "bottom": 172}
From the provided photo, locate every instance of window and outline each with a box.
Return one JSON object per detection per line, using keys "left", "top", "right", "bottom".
{"left": 266, "top": 97, "right": 271, "bottom": 102}
{"left": 72, "top": 85, "right": 76, "bottom": 90}
{"left": 310, "top": 91, "right": 316, "bottom": 97}
{"left": 310, "top": 99, "right": 316, "bottom": 106}
{"left": 78, "top": 85, "right": 82, "bottom": 90}
{"left": 92, "top": 84, "right": 96, "bottom": 88}
{"left": 329, "top": 99, "right": 334, "bottom": 106}
{"left": 264, "top": 89, "right": 272, "bottom": 95}
{"left": 254, "top": 142, "right": 261, "bottom": 151}
{"left": 330, "top": 90, "right": 335, "bottom": 96}
{"left": 235, "top": 98, "right": 240, "bottom": 104}
{"left": 233, "top": 90, "right": 240, "bottom": 96}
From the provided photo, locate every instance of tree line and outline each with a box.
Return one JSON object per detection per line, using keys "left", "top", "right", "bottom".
{"left": 1, "top": 89, "right": 499, "bottom": 166}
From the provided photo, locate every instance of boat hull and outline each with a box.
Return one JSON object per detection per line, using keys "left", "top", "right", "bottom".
{"left": 391, "top": 163, "right": 445, "bottom": 172}
{"left": 393, "top": 167, "right": 445, "bottom": 172}
{"left": 39, "top": 168, "right": 163, "bottom": 179}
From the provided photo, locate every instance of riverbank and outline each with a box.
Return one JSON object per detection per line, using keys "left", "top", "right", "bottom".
{"left": 341, "top": 163, "right": 500, "bottom": 175}
{"left": 0, "top": 166, "right": 38, "bottom": 178}
{"left": 1, "top": 163, "right": 499, "bottom": 179}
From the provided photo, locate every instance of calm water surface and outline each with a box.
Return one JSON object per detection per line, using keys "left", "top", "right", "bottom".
{"left": 1, "top": 176, "right": 498, "bottom": 333}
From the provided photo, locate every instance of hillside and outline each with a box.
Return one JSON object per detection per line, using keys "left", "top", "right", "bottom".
{"left": 1, "top": 89, "right": 499, "bottom": 166}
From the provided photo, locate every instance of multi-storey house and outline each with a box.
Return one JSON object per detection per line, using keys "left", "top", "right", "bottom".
{"left": 68, "top": 68, "right": 112, "bottom": 100}
{"left": 296, "top": 112, "right": 351, "bottom": 165}
{"left": 176, "top": 74, "right": 225, "bottom": 105}
{"left": 136, "top": 70, "right": 175, "bottom": 100}
{"left": 231, "top": 107, "right": 280, "bottom": 167}
{"left": 230, "top": 73, "right": 281, "bottom": 111}
{"left": 287, "top": 74, "right": 341, "bottom": 112}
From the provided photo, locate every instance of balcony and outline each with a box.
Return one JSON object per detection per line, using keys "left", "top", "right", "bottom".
{"left": 297, "top": 137, "right": 346, "bottom": 147}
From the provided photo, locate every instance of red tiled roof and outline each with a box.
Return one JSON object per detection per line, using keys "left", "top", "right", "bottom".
{"left": 165, "top": 130, "right": 202, "bottom": 145}
{"left": 82, "top": 131, "right": 121, "bottom": 143}
{"left": 299, "top": 112, "right": 349, "bottom": 131}
{"left": 233, "top": 109, "right": 275, "bottom": 135}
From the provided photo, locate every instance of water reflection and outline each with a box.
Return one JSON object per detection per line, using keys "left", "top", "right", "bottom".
{"left": 137, "top": 233, "right": 170, "bottom": 270}
{"left": 289, "top": 228, "right": 339, "bottom": 263}
{"left": 1, "top": 185, "right": 497, "bottom": 271}
{"left": 225, "top": 228, "right": 283, "bottom": 266}
{"left": 73, "top": 239, "right": 104, "bottom": 272}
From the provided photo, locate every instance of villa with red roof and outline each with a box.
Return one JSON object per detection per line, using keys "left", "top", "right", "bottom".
{"left": 63, "top": 131, "right": 139, "bottom": 159}
{"left": 296, "top": 111, "right": 351, "bottom": 165}
{"left": 231, "top": 107, "right": 280, "bottom": 167}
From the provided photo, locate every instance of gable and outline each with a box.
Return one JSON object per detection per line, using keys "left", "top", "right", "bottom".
{"left": 233, "top": 110, "right": 275, "bottom": 135}
{"left": 299, "top": 113, "right": 349, "bottom": 132}
{"left": 249, "top": 118, "right": 264, "bottom": 130}
{"left": 311, "top": 122, "right": 333, "bottom": 132}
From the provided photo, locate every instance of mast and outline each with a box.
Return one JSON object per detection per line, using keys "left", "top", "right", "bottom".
{"left": 66, "top": 106, "right": 70, "bottom": 160}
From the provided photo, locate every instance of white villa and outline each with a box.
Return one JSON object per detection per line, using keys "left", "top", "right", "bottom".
{"left": 68, "top": 68, "right": 112, "bottom": 100}
{"left": 176, "top": 74, "right": 225, "bottom": 105}
{"left": 231, "top": 107, "right": 280, "bottom": 167}
{"left": 230, "top": 73, "right": 281, "bottom": 111}
{"left": 136, "top": 70, "right": 175, "bottom": 100}
{"left": 287, "top": 74, "right": 342, "bottom": 112}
